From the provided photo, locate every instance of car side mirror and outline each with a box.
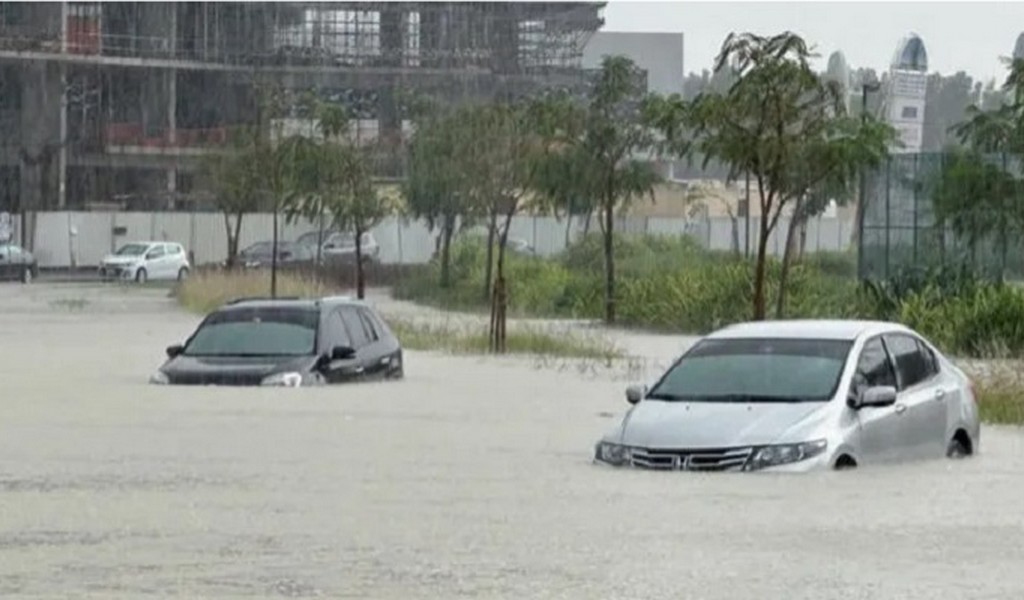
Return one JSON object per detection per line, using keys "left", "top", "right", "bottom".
{"left": 625, "top": 384, "right": 647, "bottom": 405}
{"left": 331, "top": 345, "right": 356, "bottom": 361}
{"left": 166, "top": 344, "right": 184, "bottom": 358}
{"left": 852, "top": 385, "right": 897, "bottom": 409}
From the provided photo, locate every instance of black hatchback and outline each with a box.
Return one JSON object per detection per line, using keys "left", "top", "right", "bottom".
{"left": 150, "top": 296, "right": 404, "bottom": 386}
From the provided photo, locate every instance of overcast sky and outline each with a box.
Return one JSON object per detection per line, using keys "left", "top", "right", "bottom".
{"left": 602, "top": 1, "right": 1024, "bottom": 83}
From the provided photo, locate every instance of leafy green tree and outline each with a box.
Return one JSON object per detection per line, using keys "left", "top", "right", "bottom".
{"left": 534, "top": 56, "right": 661, "bottom": 324}
{"left": 200, "top": 126, "right": 265, "bottom": 269}
{"left": 653, "top": 32, "right": 894, "bottom": 320}
{"left": 404, "top": 108, "right": 474, "bottom": 288}
{"left": 284, "top": 101, "right": 395, "bottom": 299}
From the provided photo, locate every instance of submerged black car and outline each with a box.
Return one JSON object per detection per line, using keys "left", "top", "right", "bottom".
{"left": 150, "top": 296, "right": 404, "bottom": 386}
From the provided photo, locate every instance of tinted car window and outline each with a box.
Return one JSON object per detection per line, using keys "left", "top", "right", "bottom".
{"left": 851, "top": 337, "right": 897, "bottom": 397}
{"left": 884, "top": 334, "right": 933, "bottom": 389}
{"left": 647, "top": 338, "right": 853, "bottom": 402}
{"left": 184, "top": 307, "right": 318, "bottom": 356}
{"left": 116, "top": 243, "right": 148, "bottom": 256}
{"left": 341, "top": 307, "right": 370, "bottom": 348}
{"left": 325, "top": 310, "right": 352, "bottom": 348}
{"left": 147, "top": 245, "right": 165, "bottom": 259}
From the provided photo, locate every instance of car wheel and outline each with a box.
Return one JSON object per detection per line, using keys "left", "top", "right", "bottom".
{"left": 20, "top": 265, "right": 32, "bottom": 284}
{"left": 135, "top": 268, "right": 148, "bottom": 283}
{"left": 177, "top": 266, "right": 189, "bottom": 281}
{"left": 947, "top": 437, "right": 970, "bottom": 459}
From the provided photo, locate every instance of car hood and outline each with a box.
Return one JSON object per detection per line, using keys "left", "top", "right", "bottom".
{"left": 161, "top": 354, "right": 317, "bottom": 385}
{"left": 616, "top": 400, "right": 830, "bottom": 448}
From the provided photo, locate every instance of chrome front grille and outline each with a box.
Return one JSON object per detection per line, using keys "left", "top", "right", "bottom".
{"left": 629, "top": 447, "right": 753, "bottom": 471}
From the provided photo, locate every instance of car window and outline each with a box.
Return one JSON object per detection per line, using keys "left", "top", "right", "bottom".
{"left": 168, "top": 244, "right": 183, "bottom": 255}
{"left": 146, "top": 245, "right": 165, "bottom": 259}
{"left": 357, "top": 308, "right": 380, "bottom": 342}
{"left": 647, "top": 338, "right": 853, "bottom": 402}
{"left": 917, "top": 339, "right": 939, "bottom": 377}
{"left": 115, "top": 243, "right": 148, "bottom": 256}
{"left": 850, "top": 337, "right": 897, "bottom": 398}
{"left": 340, "top": 307, "right": 370, "bottom": 348}
{"left": 884, "top": 334, "right": 934, "bottom": 389}
{"left": 325, "top": 310, "right": 352, "bottom": 348}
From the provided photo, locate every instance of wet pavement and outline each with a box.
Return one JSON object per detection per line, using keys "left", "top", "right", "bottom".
{"left": 2, "top": 283, "right": 1024, "bottom": 599}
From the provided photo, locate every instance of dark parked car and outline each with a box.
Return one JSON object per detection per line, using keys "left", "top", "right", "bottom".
{"left": 295, "top": 230, "right": 380, "bottom": 265}
{"left": 235, "top": 241, "right": 315, "bottom": 270}
{"left": 0, "top": 243, "right": 38, "bottom": 283}
{"left": 149, "top": 296, "right": 404, "bottom": 386}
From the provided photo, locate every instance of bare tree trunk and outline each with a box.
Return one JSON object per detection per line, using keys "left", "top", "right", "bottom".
{"left": 270, "top": 206, "right": 279, "bottom": 298}
{"left": 354, "top": 227, "right": 365, "bottom": 299}
{"left": 583, "top": 210, "right": 593, "bottom": 237}
{"left": 439, "top": 214, "right": 455, "bottom": 288}
{"left": 753, "top": 214, "right": 770, "bottom": 321}
{"left": 564, "top": 213, "right": 573, "bottom": 247}
{"left": 483, "top": 209, "right": 497, "bottom": 301}
{"left": 602, "top": 199, "right": 616, "bottom": 324}
{"left": 224, "top": 211, "right": 244, "bottom": 269}
{"left": 728, "top": 209, "right": 741, "bottom": 258}
{"left": 489, "top": 208, "right": 515, "bottom": 354}
{"left": 775, "top": 200, "right": 804, "bottom": 319}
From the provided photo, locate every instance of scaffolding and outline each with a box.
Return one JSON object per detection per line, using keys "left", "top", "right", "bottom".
{"left": 0, "top": 2, "right": 605, "bottom": 217}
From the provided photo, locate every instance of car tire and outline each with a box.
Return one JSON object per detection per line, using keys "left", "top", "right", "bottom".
{"left": 947, "top": 437, "right": 970, "bottom": 459}
{"left": 177, "top": 266, "right": 189, "bottom": 281}
{"left": 135, "top": 268, "right": 148, "bottom": 284}
{"left": 20, "top": 265, "right": 32, "bottom": 284}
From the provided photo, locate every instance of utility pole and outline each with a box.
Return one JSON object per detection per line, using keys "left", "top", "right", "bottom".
{"left": 744, "top": 170, "right": 751, "bottom": 258}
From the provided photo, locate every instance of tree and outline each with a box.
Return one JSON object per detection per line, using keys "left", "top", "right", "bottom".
{"left": 653, "top": 32, "right": 894, "bottom": 320}
{"left": 936, "top": 58, "right": 1024, "bottom": 273}
{"left": 201, "top": 126, "right": 264, "bottom": 269}
{"left": 404, "top": 108, "right": 474, "bottom": 288}
{"left": 286, "top": 101, "right": 395, "bottom": 299}
{"left": 537, "top": 56, "right": 661, "bottom": 324}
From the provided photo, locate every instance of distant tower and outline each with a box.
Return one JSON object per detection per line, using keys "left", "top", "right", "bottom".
{"left": 884, "top": 33, "right": 928, "bottom": 154}
{"left": 824, "top": 51, "right": 852, "bottom": 113}
{"left": 1014, "top": 32, "right": 1024, "bottom": 60}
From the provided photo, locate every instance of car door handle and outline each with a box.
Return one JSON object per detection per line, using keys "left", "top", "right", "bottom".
{"left": 934, "top": 389, "right": 946, "bottom": 400}
{"left": 894, "top": 403, "right": 908, "bottom": 415}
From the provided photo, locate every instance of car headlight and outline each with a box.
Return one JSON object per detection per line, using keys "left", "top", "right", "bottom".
{"left": 149, "top": 371, "right": 169, "bottom": 385}
{"left": 746, "top": 439, "right": 828, "bottom": 470}
{"left": 260, "top": 371, "right": 303, "bottom": 387}
{"left": 594, "top": 441, "right": 632, "bottom": 466}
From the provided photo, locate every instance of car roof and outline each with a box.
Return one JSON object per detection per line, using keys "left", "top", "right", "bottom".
{"left": 215, "top": 295, "right": 368, "bottom": 312}
{"left": 706, "top": 319, "right": 911, "bottom": 341}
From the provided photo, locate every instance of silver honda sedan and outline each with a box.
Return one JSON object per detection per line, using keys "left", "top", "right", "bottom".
{"left": 594, "top": 320, "right": 981, "bottom": 472}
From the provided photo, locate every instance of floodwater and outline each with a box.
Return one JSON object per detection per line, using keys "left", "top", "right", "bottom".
{"left": 2, "top": 283, "right": 1024, "bottom": 599}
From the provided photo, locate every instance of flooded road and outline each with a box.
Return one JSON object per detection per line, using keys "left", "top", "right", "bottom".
{"left": 2, "top": 283, "right": 1024, "bottom": 599}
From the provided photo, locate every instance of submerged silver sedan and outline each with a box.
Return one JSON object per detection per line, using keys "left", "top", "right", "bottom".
{"left": 595, "top": 320, "right": 981, "bottom": 472}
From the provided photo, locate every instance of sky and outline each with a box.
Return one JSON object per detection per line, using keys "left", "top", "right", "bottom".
{"left": 602, "top": 1, "right": 1024, "bottom": 84}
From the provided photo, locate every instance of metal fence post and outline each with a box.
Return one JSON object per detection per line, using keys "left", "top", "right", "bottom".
{"left": 884, "top": 159, "right": 891, "bottom": 279}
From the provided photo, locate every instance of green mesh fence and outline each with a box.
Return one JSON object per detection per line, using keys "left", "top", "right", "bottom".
{"left": 858, "top": 152, "right": 1022, "bottom": 281}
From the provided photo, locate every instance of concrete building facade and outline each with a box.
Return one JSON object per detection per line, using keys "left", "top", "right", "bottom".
{"left": 883, "top": 33, "right": 929, "bottom": 154}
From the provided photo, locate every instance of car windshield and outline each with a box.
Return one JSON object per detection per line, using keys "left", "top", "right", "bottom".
{"left": 115, "top": 243, "right": 149, "bottom": 256}
{"left": 183, "top": 307, "right": 318, "bottom": 357}
{"left": 647, "top": 338, "right": 853, "bottom": 403}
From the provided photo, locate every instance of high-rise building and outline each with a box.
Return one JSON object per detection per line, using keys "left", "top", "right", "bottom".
{"left": 883, "top": 33, "right": 928, "bottom": 154}
{"left": 824, "top": 50, "right": 852, "bottom": 113}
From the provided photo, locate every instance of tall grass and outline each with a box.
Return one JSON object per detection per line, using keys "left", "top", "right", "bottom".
{"left": 174, "top": 269, "right": 622, "bottom": 359}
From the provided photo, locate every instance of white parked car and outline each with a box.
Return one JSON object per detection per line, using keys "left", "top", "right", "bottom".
{"left": 99, "top": 241, "right": 190, "bottom": 283}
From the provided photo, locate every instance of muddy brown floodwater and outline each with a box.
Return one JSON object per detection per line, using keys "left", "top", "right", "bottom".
{"left": 2, "top": 283, "right": 1024, "bottom": 599}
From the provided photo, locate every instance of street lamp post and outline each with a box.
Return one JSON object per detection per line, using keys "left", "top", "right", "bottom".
{"left": 857, "top": 81, "right": 881, "bottom": 280}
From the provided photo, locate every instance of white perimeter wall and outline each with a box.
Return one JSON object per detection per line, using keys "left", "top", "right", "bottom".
{"left": 22, "top": 211, "right": 856, "bottom": 268}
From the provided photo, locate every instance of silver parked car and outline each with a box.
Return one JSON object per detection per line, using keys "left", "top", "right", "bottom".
{"left": 594, "top": 320, "right": 981, "bottom": 472}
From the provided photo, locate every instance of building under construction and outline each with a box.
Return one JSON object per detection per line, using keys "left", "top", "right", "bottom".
{"left": 0, "top": 2, "right": 604, "bottom": 221}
